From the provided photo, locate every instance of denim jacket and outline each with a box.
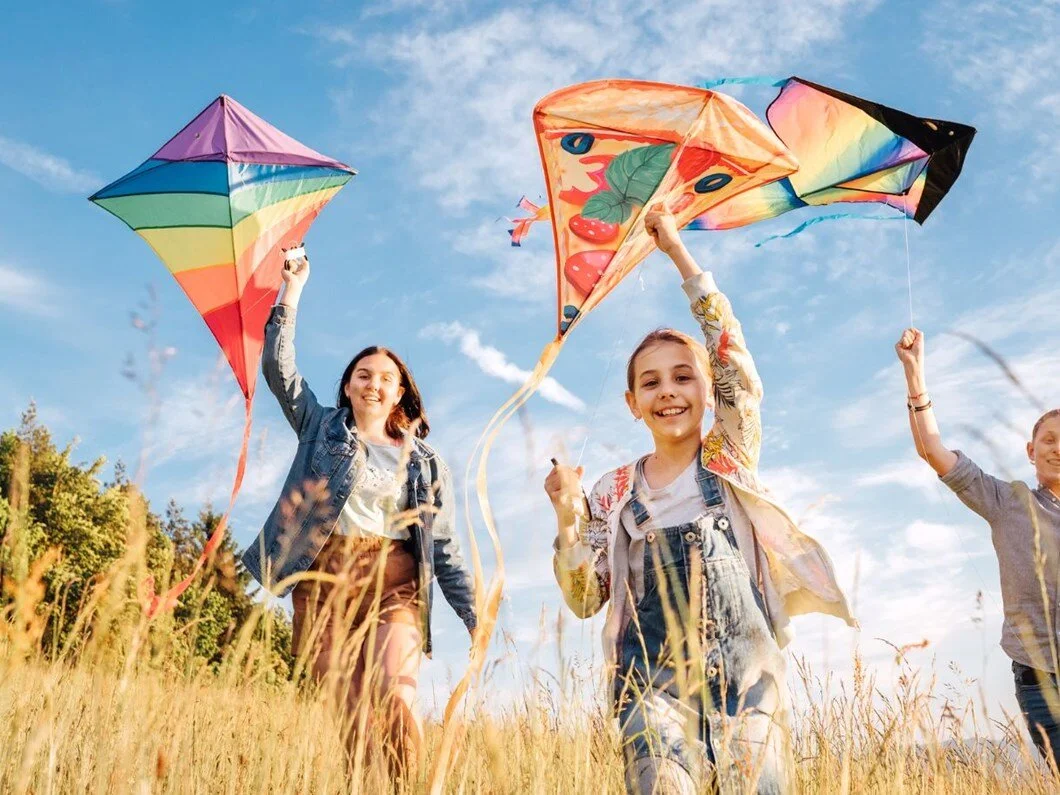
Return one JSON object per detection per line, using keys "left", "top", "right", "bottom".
{"left": 241, "top": 304, "right": 477, "bottom": 655}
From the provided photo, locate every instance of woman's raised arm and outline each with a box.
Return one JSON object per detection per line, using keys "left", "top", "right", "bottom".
{"left": 896, "top": 328, "right": 958, "bottom": 477}
{"left": 262, "top": 248, "right": 323, "bottom": 438}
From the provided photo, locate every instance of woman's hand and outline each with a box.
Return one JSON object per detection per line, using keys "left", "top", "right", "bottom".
{"left": 896, "top": 328, "right": 927, "bottom": 397}
{"left": 644, "top": 205, "right": 682, "bottom": 256}
{"left": 895, "top": 328, "right": 924, "bottom": 369}
{"left": 279, "top": 243, "right": 309, "bottom": 307}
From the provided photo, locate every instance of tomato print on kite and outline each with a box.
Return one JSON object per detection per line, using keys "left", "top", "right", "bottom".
{"left": 90, "top": 95, "right": 355, "bottom": 615}
{"left": 534, "top": 80, "right": 798, "bottom": 335}
{"left": 688, "top": 76, "right": 976, "bottom": 234}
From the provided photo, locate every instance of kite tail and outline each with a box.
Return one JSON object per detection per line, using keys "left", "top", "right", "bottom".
{"left": 508, "top": 196, "right": 551, "bottom": 247}
{"left": 754, "top": 212, "right": 908, "bottom": 247}
{"left": 141, "top": 396, "right": 252, "bottom": 618}
{"left": 699, "top": 76, "right": 788, "bottom": 90}
{"left": 428, "top": 337, "right": 564, "bottom": 795}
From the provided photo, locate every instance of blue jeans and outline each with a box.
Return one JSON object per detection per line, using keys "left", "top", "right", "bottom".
{"left": 1014, "top": 660, "right": 1060, "bottom": 769}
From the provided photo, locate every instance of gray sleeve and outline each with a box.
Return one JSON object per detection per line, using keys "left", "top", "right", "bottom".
{"left": 939, "top": 450, "right": 1009, "bottom": 523}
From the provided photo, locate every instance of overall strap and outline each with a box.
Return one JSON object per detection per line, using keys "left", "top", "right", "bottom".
{"left": 697, "top": 454, "right": 765, "bottom": 593}
{"left": 627, "top": 457, "right": 652, "bottom": 527}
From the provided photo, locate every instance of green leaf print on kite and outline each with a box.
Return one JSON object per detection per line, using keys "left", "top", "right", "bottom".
{"left": 582, "top": 192, "right": 633, "bottom": 224}
{"left": 581, "top": 143, "right": 675, "bottom": 224}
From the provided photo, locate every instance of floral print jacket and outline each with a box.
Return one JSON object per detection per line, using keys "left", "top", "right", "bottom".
{"left": 553, "top": 272, "right": 855, "bottom": 658}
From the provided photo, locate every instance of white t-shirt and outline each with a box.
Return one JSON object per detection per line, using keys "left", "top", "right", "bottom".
{"left": 613, "top": 459, "right": 781, "bottom": 625}
{"left": 334, "top": 441, "right": 411, "bottom": 540}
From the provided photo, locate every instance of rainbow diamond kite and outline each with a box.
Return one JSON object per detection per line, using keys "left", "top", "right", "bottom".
{"left": 91, "top": 95, "right": 355, "bottom": 399}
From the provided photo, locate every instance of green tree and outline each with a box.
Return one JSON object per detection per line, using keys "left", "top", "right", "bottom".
{"left": 0, "top": 405, "right": 292, "bottom": 676}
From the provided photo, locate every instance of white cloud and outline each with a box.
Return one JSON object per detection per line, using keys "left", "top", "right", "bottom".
{"left": 453, "top": 219, "right": 554, "bottom": 302}
{"left": 902, "top": 519, "right": 962, "bottom": 554}
{"left": 0, "top": 134, "right": 99, "bottom": 193}
{"left": 924, "top": 0, "right": 1060, "bottom": 191}
{"left": 421, "top": 321, "right": 585, "bottom": 411}
{"left": 836, "top": 284, "right": 1060, "bottom": 456}
{"left": 0, "top": 263, "right": 58, "bottom": 316}
{"left": 855, "top": 458, "right": 945, "bottom": 501}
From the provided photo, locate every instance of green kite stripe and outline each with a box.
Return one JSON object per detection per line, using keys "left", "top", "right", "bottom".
{"left": 229, "top": 174, "right": 352, "bottom": 225}
{"left": 93, "top": 192, "right": 233, "bottom": 231}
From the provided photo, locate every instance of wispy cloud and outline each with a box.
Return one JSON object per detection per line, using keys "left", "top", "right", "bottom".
{"left": 420, "top": 321, "right": 585, "bottom": 411}
{"left": 454, "top": 219, "right": 554, "bottom": 303}
{"left": 0, "top": 263, "right": 58, "bottom": 317}
{"left": 836, "top": 284, "right": 1060, "bottom": 463}
{"left": 0, "top": 134, "right": 99, "bottom": 193}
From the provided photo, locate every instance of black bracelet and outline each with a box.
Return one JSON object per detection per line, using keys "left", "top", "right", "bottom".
{"left": 908, "top": 400, "right": 933, "bottom": 412}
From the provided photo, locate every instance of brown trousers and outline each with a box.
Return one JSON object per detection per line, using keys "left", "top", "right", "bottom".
{"left": 291, "top": 534, "right": 423, "bottom": 773}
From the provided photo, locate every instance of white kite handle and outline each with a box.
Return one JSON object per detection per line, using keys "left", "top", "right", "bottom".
{"left": 283, "top": 246, "right": 306, "bottom": 263}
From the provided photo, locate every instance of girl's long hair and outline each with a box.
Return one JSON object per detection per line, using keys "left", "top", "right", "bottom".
{"left": 337, "top": 347, "right": 430, "bottom": 439}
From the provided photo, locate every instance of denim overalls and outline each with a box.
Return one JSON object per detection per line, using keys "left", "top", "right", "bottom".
{"left": 615, "top": 456, "right": 792, "bottom": 795}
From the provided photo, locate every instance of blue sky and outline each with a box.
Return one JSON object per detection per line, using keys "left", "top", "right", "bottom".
{"left": 3, "top": 0, "right": 1059, "bottom": 727}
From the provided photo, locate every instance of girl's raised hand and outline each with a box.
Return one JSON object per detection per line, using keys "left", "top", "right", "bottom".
{"left": 895, "top": 327, "right": 924, "bottom": 369}
{"left": 644, "top": 204, "right": 682, "bottom": 256}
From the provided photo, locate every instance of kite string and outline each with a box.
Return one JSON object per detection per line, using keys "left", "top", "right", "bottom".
{"left": 904, "top": 217, "right": 914, "bottom": 327}
{"left": 575, "top": 271, "right": 644, "bottom": 469}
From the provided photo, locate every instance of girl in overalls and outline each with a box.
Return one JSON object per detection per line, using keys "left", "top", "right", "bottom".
{"left": 241, "top": 248, "right": 477, "bottom": 775}
{"left": 546, "top": 208, "right": 854, "bottom": 794}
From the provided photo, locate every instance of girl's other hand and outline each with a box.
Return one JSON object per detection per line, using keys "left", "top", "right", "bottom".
{"left": 895, "top": 328, "right": 924, "bottom": 369}
{"left": 644, "top": 204, "right": 682, "bottom": 256}
{"left": 544, "top": 463, "right": 586, "bottom": 521}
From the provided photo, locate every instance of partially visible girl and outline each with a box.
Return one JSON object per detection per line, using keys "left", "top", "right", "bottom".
{"left": 896, "top": 327, "right": 1060, "bottom": 770}
{"left": 241, "top": 248, "right": 477, "bottom": 776}
{"left": 546, "top": 207, "right": 854, "bottom": 794}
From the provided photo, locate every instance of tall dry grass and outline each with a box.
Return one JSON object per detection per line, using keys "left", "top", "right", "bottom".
{"left": 1, "top": 481, "right": 1056, "bottom": 794}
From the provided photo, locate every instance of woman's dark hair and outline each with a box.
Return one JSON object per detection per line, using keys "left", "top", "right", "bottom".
{"left": 337, "top": 346, "right": 430, "bottom": 439}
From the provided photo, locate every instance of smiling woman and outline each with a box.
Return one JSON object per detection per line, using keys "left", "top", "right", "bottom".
{"left": 238, "top": 246, "right": 477, "bottom": 782}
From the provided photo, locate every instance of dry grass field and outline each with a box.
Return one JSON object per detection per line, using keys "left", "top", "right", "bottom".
{"left": 2, "top": 432, "right": 1058, "bottom": 794}
{"left": 2, "top": 547, "right": 1058, "bottom": 795}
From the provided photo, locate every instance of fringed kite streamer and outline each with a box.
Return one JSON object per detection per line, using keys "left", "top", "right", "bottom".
{"left": 91, "top": 95, "right": 355, "bottom": 616}
{"left": 753, "top": 211, "right": 908, "bottom": 247}
{"left": 699, "top": 76, "right": 787, "bottom": 89}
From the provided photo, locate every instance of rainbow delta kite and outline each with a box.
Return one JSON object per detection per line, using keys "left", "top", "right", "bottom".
{"left": 91, "top": 95, "right": 355, "bottom": 615}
